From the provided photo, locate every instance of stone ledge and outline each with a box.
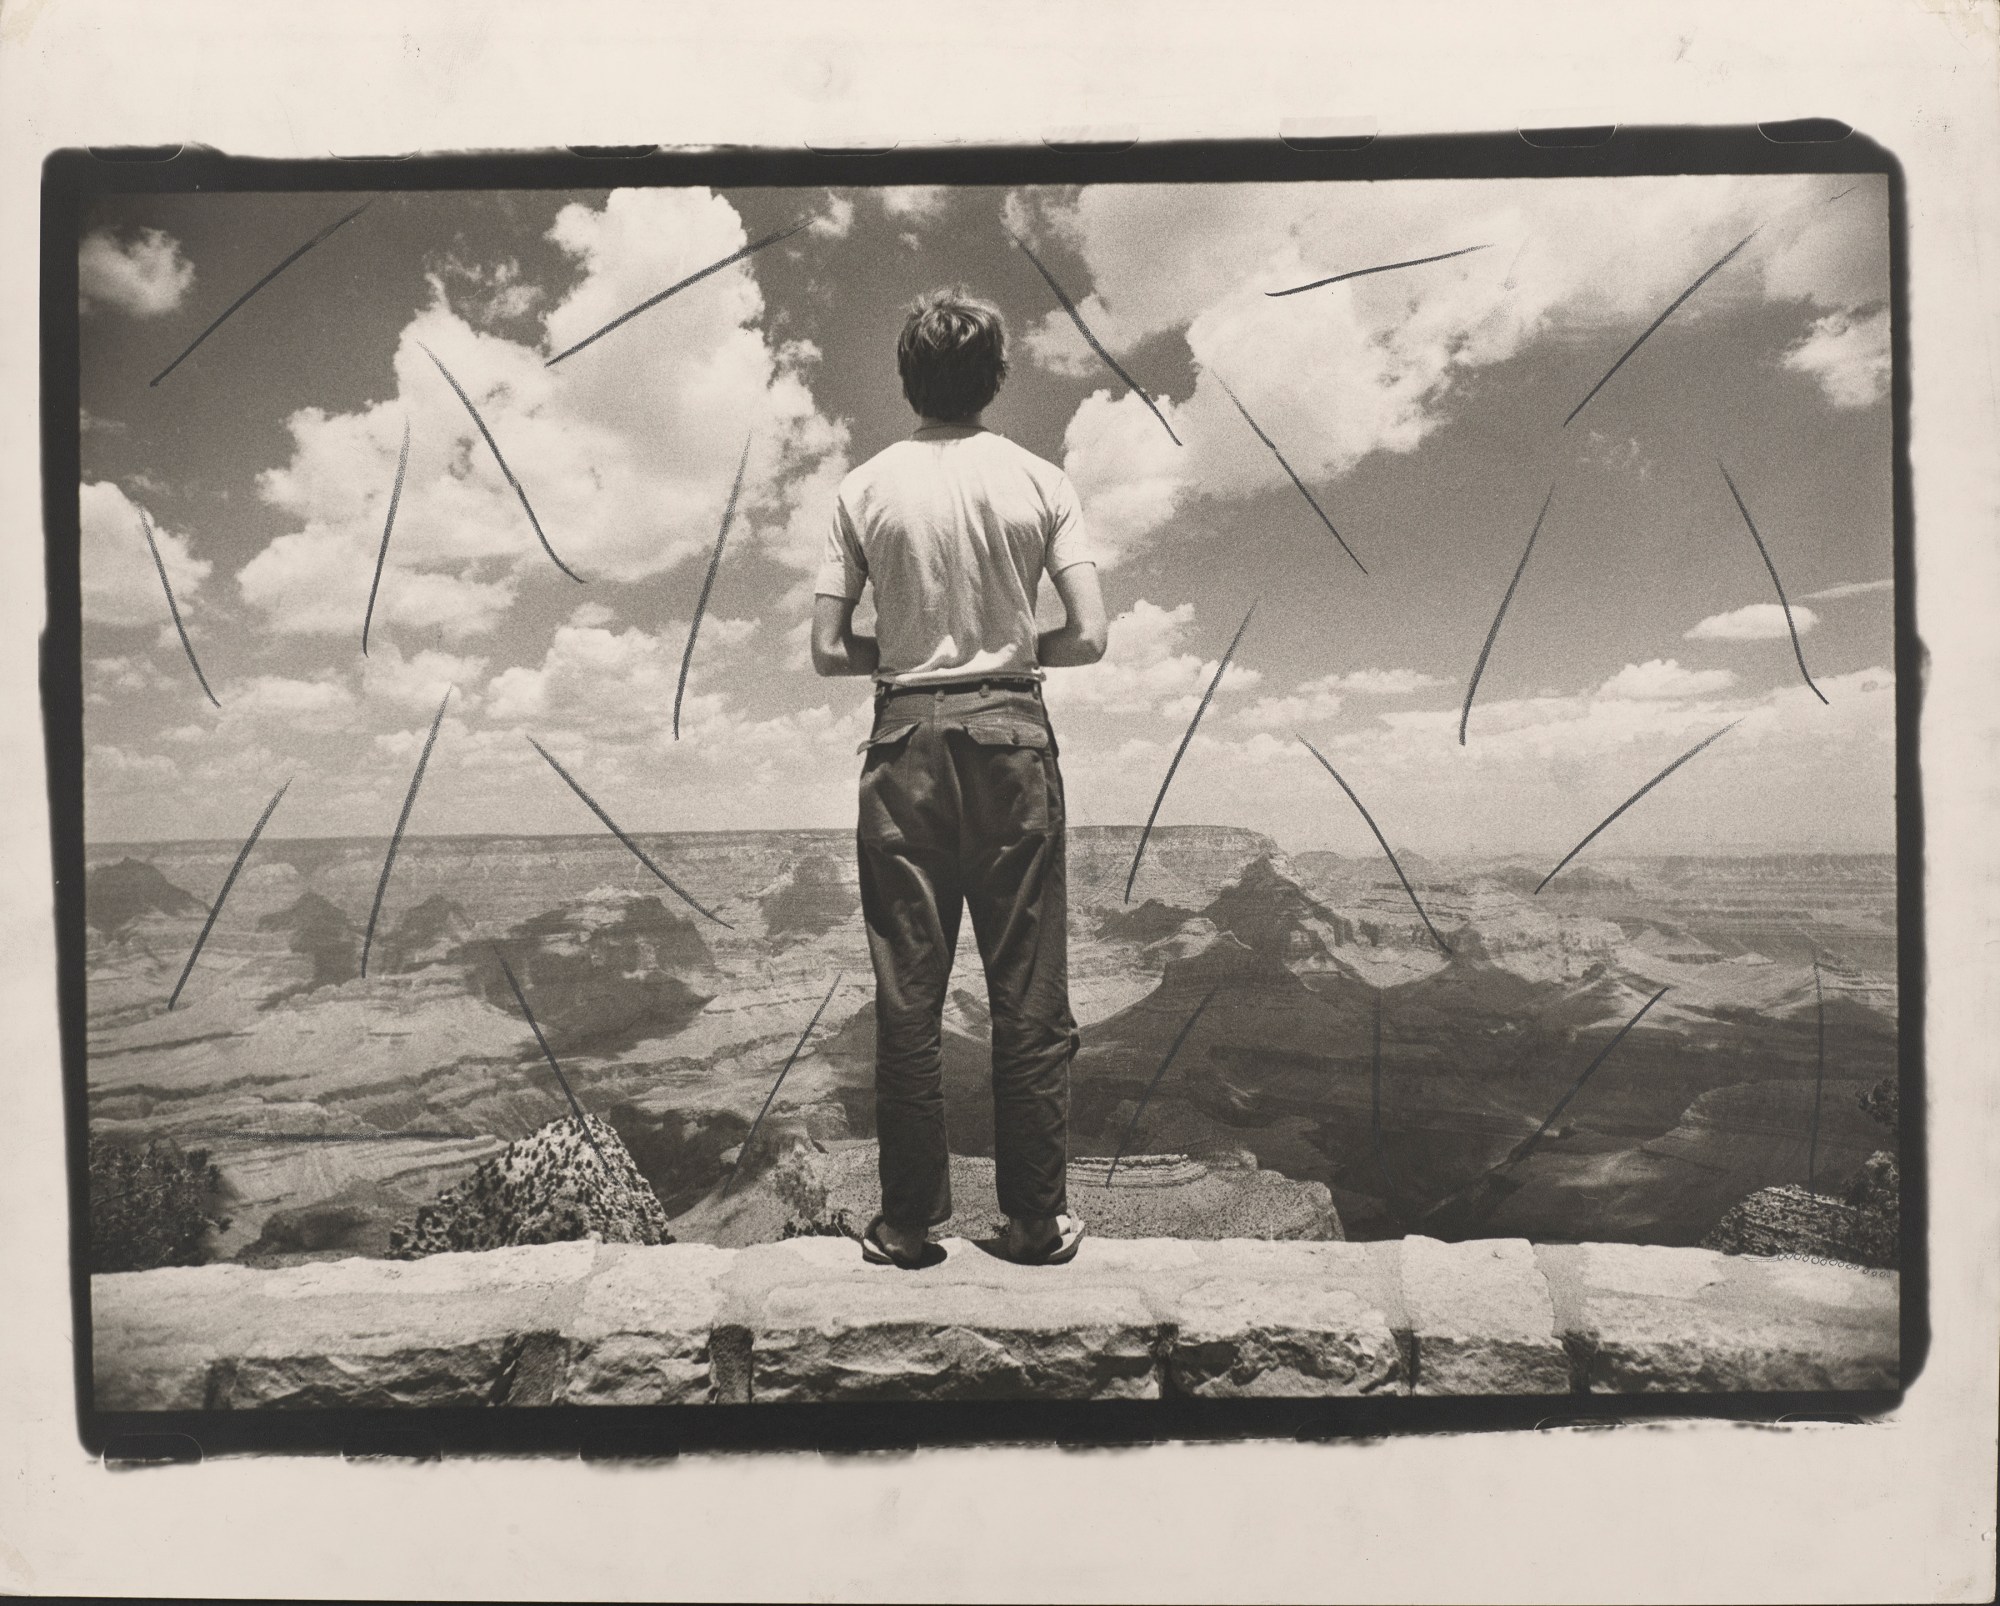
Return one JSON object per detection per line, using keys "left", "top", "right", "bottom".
{"left": 90, "top": 1237, "right": 1899, "bottom": 1409}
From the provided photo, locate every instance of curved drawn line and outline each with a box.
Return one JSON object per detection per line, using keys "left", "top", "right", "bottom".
{"left": 494, "top": 948, "right": 608, "bottom": 1169}
{"left": 167, "top": 779, "right": 291, "bottom": 1009}
{"left": 1108, "top": 985, "right": 1219, "bottom": 1186}
{"left": 1505, "top": 985, "right": 1671, "bottom": 1168}
{"left": 1459, "top": 482, "right": 1557, "bottom": 744}
{"left": 1267, "top": 242, "right": 1491, "bottom": 297}
{"left": 1123, "top": 601, "right": 1257, "bottom": 902}
{"left": 1563, "top": 226, "right": 1760, "bottom": 428}
{"left": 1536, "top": 722, "right": 1741, "bottom": 894}
{"left": 1718, "top": 460, "right": 1828, "bottom": 705}
{"left": 362, "top": 417, "right": 411, "bottom": 657}
{"left": 360, "top": 685, "right": 453, "bottom": 977}
{"left": 723, "top": 973, "right": 844, "bottom": 1197}
{"left": 544, "top": 220, "right": 811, "bottom": 367}
{"left": 138, "top": 508, "right": 220, "bottom": 708}
{"left": 526, "top": 736, "right": 733, "bottom": 928}
{"left": 1215, "top": 378, "right": 1367, "bottom": 573}
{"left": 149, "top": 200, "right": 373, "bottom": 387}
{"left": 1296, "top": 736, "right": 1453, "bottom": 956}
{"left": 1369, "top": 986, "right": 1401, "bottom": 1216}
{"left": 1808, "top": 952, "right": 1825, "bottom": 1194}
{"left": 420, "top": 342, "right": 584, "bottom": 583}
{"left": 1010, "top": 230, "right": 1182, "bottom": 447}
{"left": 674, "top": 433, "right": 751, "bottom": 740}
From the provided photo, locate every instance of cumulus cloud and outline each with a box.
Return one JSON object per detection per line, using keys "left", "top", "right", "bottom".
{"left": 360, "top": 643, "right": 489, "bottom": 713}
{"left": 1783, "top": 305, "right": 1891, "bottom": 407}
{"left": 809, "top": 194, "right": 855, "bottom": 240}
{"left": 878, "top": 186, "right": 949, "bottom": 221}
{"left": 435, "top": 254, "right": 546, "bottom": 327}
{"left": 1597, "top": 659, "right": 1740, "bottom": 700}
{"left": 234, "top": 189, "right": 850, "bottom": 643}
{"left": 1041, "top": 599, "right": 1260, "bottom": 719}
{"left": 1013, "top": 174, "right": 1885, "bottom": 565}
{"left": 1686, "top": 603, "right": 1819, "bottom": 641}
{"left": 79, "top": 227, "right": 194, "bottom": 317}
{"left": 80, "top": 480, "right": 210, "bottom": 628}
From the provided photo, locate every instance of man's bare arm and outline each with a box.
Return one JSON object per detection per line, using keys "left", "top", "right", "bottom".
{"left": 1038, "top": 562, "right": 1108, "bottom": 667}
{"left": 811, "top": 594, "right": 880, "bottom": 677}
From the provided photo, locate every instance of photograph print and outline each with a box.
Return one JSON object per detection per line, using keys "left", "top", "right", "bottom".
{"left": 59, "top": 150, "right": 1908, "bottom": 1428}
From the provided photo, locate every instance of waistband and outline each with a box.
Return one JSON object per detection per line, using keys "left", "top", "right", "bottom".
{"left": 875, "top": 675, "right": 1043, "bottom": 699}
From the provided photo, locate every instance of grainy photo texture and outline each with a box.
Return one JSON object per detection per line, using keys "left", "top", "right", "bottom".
{"left": 63, "top": 162, "right": 1904, "bottom": 1424}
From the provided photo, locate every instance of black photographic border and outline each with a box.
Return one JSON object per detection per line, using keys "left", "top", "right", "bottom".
{"left": 41, "top": 124, "right": 1923, "bottom": 1461}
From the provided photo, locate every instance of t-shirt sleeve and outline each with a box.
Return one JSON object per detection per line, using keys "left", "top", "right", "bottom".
{"left": 1044, "top": 471, "right": 1097, "bottom": 574}
{"left": 815, "top": 492, "right": 868, "bottom": 601}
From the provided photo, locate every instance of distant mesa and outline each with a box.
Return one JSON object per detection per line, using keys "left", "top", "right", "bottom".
{"left": 257, "top": 891, "right": 360, "bottom": 996}
{"left": 759, "top": 851, "right": 860, "bottom": 943}
{"left": 85, "top": 858, "right": 200, "bottom": 937}
{"left": 375, "top": 893, "right": 476, "bottom": 974}
{"left": 457, "top": 891, "right": 715, "bottom": 1057}
{"left": 1198, "top": 854, "right": 1364, "bottom": 969}
{"left": 387, "top": 1114, "right": 673, "bottom": 1257}
{"left": 1096, "top": 898, "right": 1199, "bottom": 944}
{"left": 1488, "top": 862, "right": 1633, "bottom": 896}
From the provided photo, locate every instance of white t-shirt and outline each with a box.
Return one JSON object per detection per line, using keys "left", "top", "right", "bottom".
{"left": 815, "top": 423, "right": 1096, "bottom": 686}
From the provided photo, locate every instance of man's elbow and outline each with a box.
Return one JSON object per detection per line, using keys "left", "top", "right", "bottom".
{"left": 1079, "top": 619, "right": 1109, "bottom": 664}
{"left": 809, "top": 641, "right": 840, "bottom": 677}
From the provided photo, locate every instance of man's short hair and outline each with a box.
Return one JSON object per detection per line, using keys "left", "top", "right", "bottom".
{"left": 897, "top": 288, "right": 1009, "bottom": 421}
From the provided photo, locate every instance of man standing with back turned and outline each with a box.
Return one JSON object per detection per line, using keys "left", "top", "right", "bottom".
{"left": 812, "top": 287, "right": 1108, "bottom": 1270}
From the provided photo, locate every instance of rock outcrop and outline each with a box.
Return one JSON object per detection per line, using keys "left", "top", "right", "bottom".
{"left": 1700, "top": 1075, "right": 1901, "bottom": 1270}
{"left": 387, "top": 1115, "right": 674, "bottom": 1258}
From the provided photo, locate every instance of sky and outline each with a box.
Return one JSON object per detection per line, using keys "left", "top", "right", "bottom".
{"left": 74, "top": 173, "right": 1895, "bottom": 858}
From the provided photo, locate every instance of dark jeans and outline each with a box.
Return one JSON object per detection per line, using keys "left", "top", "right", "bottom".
{"left": 856, "top": 680, "right": 1078, "bottom": 1229}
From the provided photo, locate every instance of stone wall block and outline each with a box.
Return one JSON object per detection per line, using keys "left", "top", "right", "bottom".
{"left": 1537, "top": 1242, "right": 1900, "bottom": 1393}
{"left": 1399, "top": 1236, "right": 1570, "bottom": 1395}
{"left": 559, "top": 1243, "right": 733, "bottom": 1406}
{"left": 726, "top": 1237, "right": 1165, "bottom": 1402}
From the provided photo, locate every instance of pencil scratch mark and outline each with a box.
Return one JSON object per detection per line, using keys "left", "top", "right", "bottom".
{"left": 1564, "top": 226, "right": 1760, "bottom": 428}
{"left": 360, "top": 685, "right": 452, "bottom": 977}
{"left": 1108, "top": 985, "right": 1219, "bottom": 1186}
{"left": 1460, "top": 482, "right": 1557, "bottom": 744}
{"left": 167, "top": 779, "right": 290, "bottom": 1009}
{"left": 362, "top": 417, "right": 410, "bottom": 657}
{"left": 138, "top": 508, "right": 219, "bottom": 708}
{"left": 674, "top": 433, "right": 750, "bottom": 740}
{"left": 544, "top": 219, "right": 812, "bottom": 367}
{"left": 1369, "top": 986, "right": 1401, "bottom": 1217}
{"left": 1808, "top": 951, "right": 1825, "bottom": 1194}
{"left": 494, "top": 949, "right": 608, "bottom": 1170}
{"left": 1267, "top": 242, "right": 1492, "bottom": 297}
{"left": 1123, "top": 601, "right": 1257, "bottom": 902}
{"left": 1214, "top": 377, "right": 1367, "bottom": 573}
{"left": 149, "top": 200, "right": 372, "bottom": 387}
{"left": 1296, "top": 736, "right": 1453, "bottom": 955}
{"left": 723, "top": 972, "right": 843, "bottom": 1196}
{"left": 1718, "top": 459, "right": 1828, "bottom": 704}
{"left": 1009, "top": 229, "right": 1182, "bottom": 446}
{"left": 419, "top": 342, "right": 584, "bottom": 583}
{"left": 1536, "top": 722, "right": 1741, "bottom": 894}
{"left": 1504, "top": 986, "right": 1671, "bottom": 1169}
{"left": 526, "top": 736, "right": 733, "bottom": 927}
{"left": 1827, "top": 185, "right": 1857, "bottom": 204}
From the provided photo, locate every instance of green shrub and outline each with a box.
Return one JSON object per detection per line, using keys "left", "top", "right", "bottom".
{"left": 88, "top": 1136, "right": 230, "bottom": 1272}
